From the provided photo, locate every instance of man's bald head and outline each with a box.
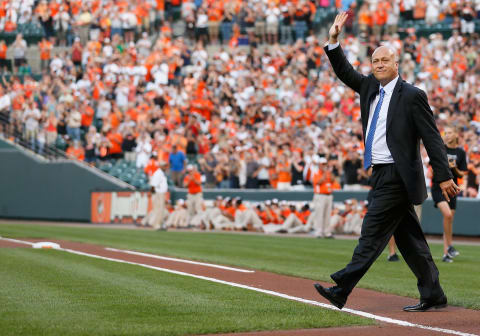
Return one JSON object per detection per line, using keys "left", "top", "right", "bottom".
{"left": 372, "top": 46, "right": 399, "bottom": 62}
{"left": 371, "top": 45, "right": 399, "bottom": 86}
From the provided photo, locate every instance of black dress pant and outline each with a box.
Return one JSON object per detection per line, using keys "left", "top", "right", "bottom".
{"left": 331, "top": 164, "right": 444, "bottom": 302}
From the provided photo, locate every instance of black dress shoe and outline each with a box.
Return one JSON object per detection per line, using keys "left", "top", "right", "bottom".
{"left": 403, "top": 296, "right": 447, "bottom": 312}
{"left": 387, "top": 253, "right": 400, "bottom": 262}
{"left": 313, "top": 284, "right": 347, "bottom": 309}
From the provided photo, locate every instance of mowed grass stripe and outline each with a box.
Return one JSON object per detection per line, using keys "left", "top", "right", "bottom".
{"left": 0, "top": 248, "right": 371, "bottom": 336}
{"left": 1, "top": 223, "right": 479, "bottom": 309}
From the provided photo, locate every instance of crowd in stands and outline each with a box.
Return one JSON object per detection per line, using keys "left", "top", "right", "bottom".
{"left": 0, "top": 0, "right": 479, "bottom": 198}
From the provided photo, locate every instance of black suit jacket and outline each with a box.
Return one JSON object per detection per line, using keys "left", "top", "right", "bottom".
{"left": 325, "top": 45, "right": 452, "bottom": 205}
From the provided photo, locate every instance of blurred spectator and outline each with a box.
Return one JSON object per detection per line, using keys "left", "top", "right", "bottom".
{"left": 461, "top": 3, "right": 476, "bottom": 35}
{"left": 122, "top": 131, "right": 137, "bottom": 162}
{"left": 0, "top": 41, "right": 9, "bottom": 74}
{"left": 169, "top": 144, "right": 186, "bottom": 187}
{"left": 66, "top": 140, "right": 85, "bottom": 161}
{"left": 12, "top": 34, "right": 27, "bottom": 74}
{"left": 136, "top": 132, "right": 152, "bottom": 168}
{"left": 342, "top": 150, "right": 363, "bottom": 190}
{"left": 39, "top": 37, "right": 53, "bottom": 72}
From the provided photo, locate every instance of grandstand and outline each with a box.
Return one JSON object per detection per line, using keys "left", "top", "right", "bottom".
{"left": 0, "top": 0, "right": 479, "bottom": 198}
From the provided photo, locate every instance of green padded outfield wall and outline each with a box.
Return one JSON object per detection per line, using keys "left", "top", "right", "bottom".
{"left": 0, "top": 139, "right": 129, "bottom": 221}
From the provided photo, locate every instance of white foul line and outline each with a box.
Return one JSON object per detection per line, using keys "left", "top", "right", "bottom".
{"left": 105, "top": 247, "right": 254, "bottom": 273}
{"left": 1, "top": 237, "right": 477, "bottom": 336}
{"left": 1, "top": 237, "right": 35, "bottom": 246}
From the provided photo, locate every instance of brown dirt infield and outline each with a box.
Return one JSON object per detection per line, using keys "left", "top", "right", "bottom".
{"left": 1, "top": 238, "right": 479, "bottom": 336}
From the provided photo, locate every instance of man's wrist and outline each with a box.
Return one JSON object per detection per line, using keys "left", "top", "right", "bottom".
{"left": 329, "top": 36, "right": 338, "bottom": 44}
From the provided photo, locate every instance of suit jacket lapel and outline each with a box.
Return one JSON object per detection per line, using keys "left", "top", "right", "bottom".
{"left": 386, "top": 77, "right": 403, "bottom": 132}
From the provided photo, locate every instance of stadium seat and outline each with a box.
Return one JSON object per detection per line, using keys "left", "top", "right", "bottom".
{"left": 55, "top": 136, "right": 67, "bottom": 151}
{"left": 119, "top": 172, "right": 134, "bottom": 183}
{"left": 99, "top": 162, "right": 113, "bottom": 172}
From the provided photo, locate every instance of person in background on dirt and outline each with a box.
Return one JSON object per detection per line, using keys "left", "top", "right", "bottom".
{"left": 387, "top": 237, "right": 399, "bottom": 262}
{"left": 287, "top": 203, "right": 314, "bottom": 234}
{"left": 431, "top": 126, "right": 468, "bottom": 263}
{"left": 233, "top": 197, "right": 264, "bottom": 231}
{"left": 312, "top": 156, "right": 334, "bottom": 238}
{"left": 142, "top": 161, "right": 168, "bottom": 230}
{"left": 165, "top": 199, "right": 188, "bottom": 228}
{"left": 211, "top": 197, "right": 235, "bottom": 230}
{"left": 183, "top": 164, "right": 203, "bottom": 222}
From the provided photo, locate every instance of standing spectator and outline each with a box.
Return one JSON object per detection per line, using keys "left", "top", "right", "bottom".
{"left": 66, "top": 108, "right": 81, "bottom": 141}
{"left": 280, "top": 4, "right": 293, "bottom": 45}
{"left": 425, "top": 0, "right": 441, "bottom": 26}
{"left": 183, "top": 164, "right": 203, "bottom": 220}
{"left": 45, "top": 112, "right": 57, "bottom": 147}
{"left": 196, "top": 8, "right": 209, "bottom": 44}
{"left": 402, "top": 0, "right": 415, "bottom": 20}
{"left": 39, "top": 37, "right": 53, "bottom": 73}
{"left": 291, "top": 151, "right": 305, "bottom": 189}
{"left": 197, "top": 155, "right": 214, "bottom": 188}
{"left": 245, "top": 151, "right": 260, "bottom": 189}
{"left": 342, "top": 151, "right": 363, "bottom": 190}
{"left": 122, "top": 130, "right": 137, "bottom": 162}
{"left": 257, "top": 151, "right": 271, "bottom": 189}
{"left": 0, "top": 40, "right": 9, "bottom": 74}
{"left": 276, "top": 153, "right": 292, "bottom": 190}
{"left": 76, "top": 4, "right": 93, "bottom": 46}
{"left": 466, "top": 149, "right": 480, "bottom": 198}
{"left": 460, "top": 3, "right": 476, "bottom": 36}
{"left": 66, "top": 140, "right": 85, "bottom": 161}
{"left": 84, "top": 137, "right": 97, "bottom": 164}
{"left": 386, "top": 0, "right": 400, "bottom": 35}
{"left": 136, "top": 132, "right": 152, "bottom": 168}
{"left": 80, "top": 101, "right": 94, "bottom": 133}
{"left": 207, "top": 3, "right": 222, "bottom": 44}
{"left": 71, "top": 38, "right": 83, "bottom": 69}
{"left": 12, "top": 34, "right": 27, "bottom": 74}
{"left": 254, "top": 4, "right": 266, "bottom": 44}
{"left": 107, "top": 127, "right": 123, "bottom": 159}
{"left": 169, "top": 144, "right": 186, "bottom": 187}
{"left": 36, "top": 0, "right": 54, "bottom": 39}
{"left": 53, "top": 5, "right": 70, "bottom": 46}
{"left": 136, "top": 32, "right": 152, "bottom": 58}
{"left": 265, "top": 3, "right": 280, "bottom": 44}
{"left": 228, "top": 152, "right": 241, "bottom": 188}
{"left": 23, "top": 101, "right": 41, "bottom": 150}
{"left": 221, "top": 3, "right": 234, "bottom": 44}
{"left": 413, "top": 0, "right": 427, "bottom": 20}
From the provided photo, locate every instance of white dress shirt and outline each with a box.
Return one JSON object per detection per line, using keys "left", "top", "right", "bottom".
{"left": 327, "top": 42, "right": 395, "bottom": 165}
{"left": 150, "top": 168, "right": 168, "bottom": 194}
{"left": 365, "top": 76, "right": 397, "bottom": 164}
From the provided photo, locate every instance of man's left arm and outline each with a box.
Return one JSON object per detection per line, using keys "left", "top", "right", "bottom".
{"left": 412, "top": 90, "right": 459, "bottom": 200}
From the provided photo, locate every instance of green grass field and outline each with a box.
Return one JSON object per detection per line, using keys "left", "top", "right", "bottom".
{"left": 0, "top": 247, "right": 371, "bottom": 336}
{"left": 1, "top": 223, "right": 479, "bottom": 309}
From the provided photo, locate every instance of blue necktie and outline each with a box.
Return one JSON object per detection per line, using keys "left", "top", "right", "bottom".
{"left": 364, "top": 88, "right": 385, "bottom": 170}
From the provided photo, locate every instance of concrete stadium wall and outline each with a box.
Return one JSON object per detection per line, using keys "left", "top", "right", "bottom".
{"left": 0, "top": 139, "right": 130, "bottom": 222}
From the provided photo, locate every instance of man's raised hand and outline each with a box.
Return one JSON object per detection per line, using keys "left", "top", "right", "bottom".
{"left": 329, "top": 12, "right": 348, "bottom": 44}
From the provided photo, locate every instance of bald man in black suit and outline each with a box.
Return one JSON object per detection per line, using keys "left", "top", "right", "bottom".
{"left": 314, "top": 12, "right": 460, "bottom": 312}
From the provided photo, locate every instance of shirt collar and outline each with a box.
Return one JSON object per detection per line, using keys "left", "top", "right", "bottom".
{"left": 380, "top": 75, "right": 399, "bottom": 95}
